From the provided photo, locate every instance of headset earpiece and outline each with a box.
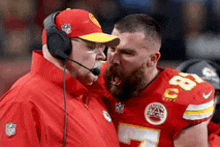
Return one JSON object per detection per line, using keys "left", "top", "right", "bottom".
{"left": 43, "top": 12, "right": 72, "bottom": 62}
{"left": 47, "top": 28, "right": 72, "bottom": 61}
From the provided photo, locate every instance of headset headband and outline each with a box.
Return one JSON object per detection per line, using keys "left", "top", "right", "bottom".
{"left": 43, "top": 12, "right": 61, "bottom": 33}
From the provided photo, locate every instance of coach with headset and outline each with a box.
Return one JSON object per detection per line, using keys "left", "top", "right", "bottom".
{"left": 0, "top": 9, "right": 120, "bottom": 147}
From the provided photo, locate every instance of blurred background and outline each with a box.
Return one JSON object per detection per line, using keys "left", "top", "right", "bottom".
{"left": 0, "top": 0, "right": 220, "bottom": 97}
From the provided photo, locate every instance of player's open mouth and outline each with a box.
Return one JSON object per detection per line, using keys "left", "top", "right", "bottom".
{"left": 111, "top": 74, "right": 122, "bottom": 86}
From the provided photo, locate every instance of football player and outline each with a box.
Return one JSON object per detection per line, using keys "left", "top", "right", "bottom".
{"left": 94, "top": 14, "right": 215, "bottom": 147}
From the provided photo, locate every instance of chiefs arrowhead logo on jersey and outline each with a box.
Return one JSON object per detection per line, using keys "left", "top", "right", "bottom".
{"left": 144, "top": 102, "right": 168, "bottom": 125}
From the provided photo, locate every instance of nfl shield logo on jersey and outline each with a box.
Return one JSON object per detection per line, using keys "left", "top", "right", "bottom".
{"left": 115, "top": 102, "right": 125, "bottom": 114}
{"left": 144, "top": 102, "right": 168, "bottom": 125}
{"left": 6, "top": 123, "right": 17, "bottom": 137}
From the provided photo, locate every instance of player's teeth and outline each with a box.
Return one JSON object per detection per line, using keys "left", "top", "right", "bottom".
{"left": 112, "top": 77, "right": 121, "bottom": 85}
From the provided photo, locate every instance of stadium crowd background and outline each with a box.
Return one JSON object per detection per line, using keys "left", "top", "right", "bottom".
{"left": 0, "top": 0, "right": 220, "bottom": 97}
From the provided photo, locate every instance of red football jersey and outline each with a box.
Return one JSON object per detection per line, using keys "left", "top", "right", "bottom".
{"left": 101, "top": 67, "right": 215, "bottom": 147}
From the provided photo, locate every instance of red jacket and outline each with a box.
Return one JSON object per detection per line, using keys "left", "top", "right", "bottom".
{"left": 0, "top": 52, "right": 119, "bottom": 147}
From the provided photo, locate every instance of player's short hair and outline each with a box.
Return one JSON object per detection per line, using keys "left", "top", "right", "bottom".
{"left": 114, "top": 14, "right": 162, "bottom": 44}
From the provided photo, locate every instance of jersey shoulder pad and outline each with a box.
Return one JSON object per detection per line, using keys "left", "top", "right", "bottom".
{"left": 182, "top": 81, "right": 215, "bottom": 121}
{"left": 161, "top": 69, "right": 215, "bottom": 121}
{"left": 181, "top": 77, "right": 215, "bottom": 121}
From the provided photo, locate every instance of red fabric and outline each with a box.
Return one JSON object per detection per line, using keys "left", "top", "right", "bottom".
{"left": 99, "top": 66, "right": 215, "bottom": 147}
{"left": 208, "top": 123, "right": 220, "bottom": 147}
{"left": 208, "top": 122, "right": 220, "bottom": 135}
{"left": 56, "top": 9, "right": 102, "bottom": 37}
{"left": 209, "top": 134, "right": 220, "bottom": 147}
{"left": 0, "top": 51, "right": 119, "bottom": 147}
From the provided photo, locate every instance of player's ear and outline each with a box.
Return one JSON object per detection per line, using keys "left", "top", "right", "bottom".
{"left": 147, "top": 52, "right": 161, "bottom": 67}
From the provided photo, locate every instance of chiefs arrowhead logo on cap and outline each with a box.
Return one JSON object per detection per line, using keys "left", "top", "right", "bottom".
{"left": 202, "top": 67, "right": 220, "bottom": 83}
{"left": 202, "top": 67, "right": 217, "bottom": 77}
{"left": 89, "top": 13, "right": 101, "bottom": 28}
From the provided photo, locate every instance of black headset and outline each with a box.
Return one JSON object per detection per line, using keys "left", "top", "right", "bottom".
{"left": 43, "top": 11, "right": 72, "bottom": 62}
{"left": 44, "top": 12, "right": 72, "bottom": 147}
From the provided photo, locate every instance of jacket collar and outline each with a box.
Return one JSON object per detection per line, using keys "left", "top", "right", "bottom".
{"left": 31, "top": 51, "right": 88, "bottom": 97}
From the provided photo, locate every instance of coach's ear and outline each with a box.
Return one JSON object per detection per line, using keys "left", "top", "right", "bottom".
{"left": 147, "top": 52, "right": 161, "bottom": 67}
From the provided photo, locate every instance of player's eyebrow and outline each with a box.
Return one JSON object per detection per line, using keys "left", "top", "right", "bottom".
{"left": 119, "top": 48, "right": 136, "bottom": 55}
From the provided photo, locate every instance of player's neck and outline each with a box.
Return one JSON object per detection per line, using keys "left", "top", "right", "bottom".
{"left": 134, "top": 68, "right": 159, "bottom": 96}
{"left": 146, "top": 68, "right": 159, "bottom": 85}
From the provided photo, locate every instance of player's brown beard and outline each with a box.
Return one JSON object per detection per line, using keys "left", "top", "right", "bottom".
{"left": 104, "top": 65, "right": 147, "bottom": 102}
